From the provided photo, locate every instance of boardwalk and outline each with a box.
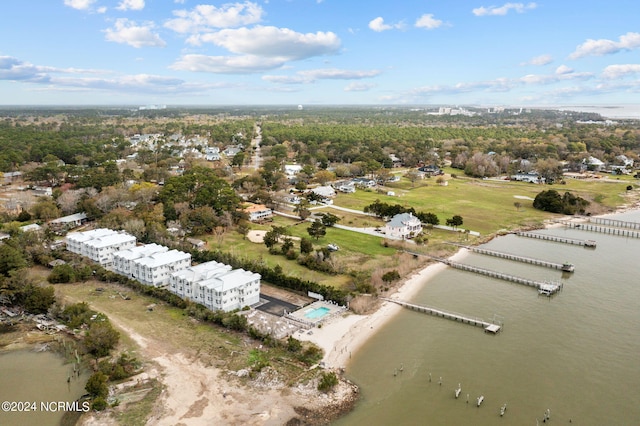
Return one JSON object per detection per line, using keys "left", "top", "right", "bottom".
{"left": 382, "top": 298, "right": 501, "bottom": 333}
{"left": 403, "top": 251, "right": 563, "bottom": 296}
{"left": 559, "top": 221, "right": 640, "bottom": 239}
{"left": 448, "top": 243, "right": 575, "bottom": 272}
{"left": 589, "top": 217, "right": 640, "bottom": 230}
{"left": 516, "top": 231, "right": 596, "bottom": 247}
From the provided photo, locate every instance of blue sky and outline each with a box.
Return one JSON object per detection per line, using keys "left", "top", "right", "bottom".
{"left": 1, "top": 0, "right": 639, "bottom": 106}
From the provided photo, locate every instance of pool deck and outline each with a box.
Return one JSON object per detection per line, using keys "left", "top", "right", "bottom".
{"left": 286, "top": 300, "right": 347, "bottom": 327}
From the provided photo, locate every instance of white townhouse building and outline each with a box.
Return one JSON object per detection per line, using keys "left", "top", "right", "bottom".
{"left": 130, "top": 249, "right": 192, "bottom": 288}
{"left": 385, "top": 212, "right": 423, "bottom": 240}
{"left": 66, "top": 228, "right": 136, "bottom": 267}
{"left": 169, "top": 261, "right": 261, "bottom": 312}
{"left": 169, "top": 261, "right": 232, "bottom": 300}
{"left": 112, "top": 243, "right": 169, "bottom": 278}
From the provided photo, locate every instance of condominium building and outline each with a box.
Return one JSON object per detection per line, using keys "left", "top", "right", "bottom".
{"left": 66, "top": 228, "right": 136, "bottom": 267}
{"left": 169, "top": 260, "right": 261, "bottom": 312}
{"left": 130, "top": 249, "right": 192, "bottom": 288}
{"left": 112, "top": 243, "right": 169, "bottom": 278}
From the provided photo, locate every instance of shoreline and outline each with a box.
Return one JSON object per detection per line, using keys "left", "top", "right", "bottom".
{"left": 295, "top": 248, "right": 470, "bottom": 370}
{"left": 297, "top": 200, "right": 640, "bottom": 372}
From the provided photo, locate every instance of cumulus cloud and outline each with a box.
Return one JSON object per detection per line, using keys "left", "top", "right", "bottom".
{"left": 415, "top": 14, "right": 444, "bottom": 30}
{"left": 0, "top": 55, "right": 105, "bottom": 82}
{"left": 104, "top": 19, "right": 166, "bottom": 48}
{"left": 472, "top": 2, "right": 537, "bottom": 16}
{"left": 602, "top": 64, "right": 640, "bottom": 79}
{"left": 165, "top": 2, "right": 264, "bottom": 33}
{"left": 188, "top": 26, "right": 340, "bottom": 60}
{"left": 555, "top": 65, "right": 573, "bottom": 75}
{"left": 368, "top": 17, "right": 403, "bottom": 32}
{"left": 569, "top": 32, "right": 640, "bottom": 59}
{"left": 263, "top": 68, "right": 381, "bottom": 84}
{"left": 171, "top": 54, "right": 288, "bottom": 74}
{"left": 521, "top": 54, "right": 553, "bottom": 66}
{"left": 116, "top": 0, "right": 145, "bottom": 11}
{"left": 64, "top": 0, "right": 96, "bottom": 10}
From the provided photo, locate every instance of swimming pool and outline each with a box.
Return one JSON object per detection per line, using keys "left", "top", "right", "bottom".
{"left": 304, "top": 306, "right": 330, "bottom": 320}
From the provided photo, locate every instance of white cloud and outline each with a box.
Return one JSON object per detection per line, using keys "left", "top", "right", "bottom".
{"left": 0, "top": 55, "right": 106, "bottom": 82}
{"left": 64, "top": 0, "right": 96, "bottom": 10}
{"left": 188, "top": 26, "right": 340, "bottom": 60}
{"left": 344, "top": 82, "right": 375, "bottom": 92}
{"left": 165, "top": 2, "right": 264, "bottom": 33}
{"left": 555, "top": 65, "right": 573, "bottom": 75}
{"left": 602, "top": 64, "right": 640, "bottom": 79}
{"left": 104, "top": 19, "right": 166, "bottom": 48}
{"left": 263, "top": 68, "right": 381, "bottom": 84}
{"left": 522, "top": 54, "right": 553, "bottom": 66}
{"left": 569, "top": 32, "right": 640, "bottom": 59}
{"left": 368, "top": 17, "right": 403, "bottom": 32}
{"left": 472, "top": 2, "right": 537, "bottom": 16}
{"left": 97, "top": 6, "right": 107, "bottom": 13}
{"left": 171, "top": 54, "right": 288, "bottom": 74}
{"left": 415, "top": 14, "right": 443, "bottom": 30}
{"left": 116, "top": 0, "right": 145, "bottom": 11}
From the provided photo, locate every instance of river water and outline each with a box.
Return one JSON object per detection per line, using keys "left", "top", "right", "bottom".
{"left": 335, "top": 211, "right": 640, "bottom": 426}
{"left": 0, "top": 348, "right": 89, "bottom": 426}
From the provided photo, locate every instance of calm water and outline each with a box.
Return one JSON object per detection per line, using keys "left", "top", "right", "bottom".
{"left": 336, "top": 211, "right": 640, "bottom": 426}
{"left": 0, "top": 348, "right": 89, "bottom": 426}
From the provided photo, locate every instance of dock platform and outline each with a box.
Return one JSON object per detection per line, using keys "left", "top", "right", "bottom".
{"left": 382, "top": 298, "right": 501, "bottom": 333}
{"left": 449, "top": 243, "right": 574, "bottom": 272}
{"left": 516, "top": 231, "right": 596, "bottom": 247}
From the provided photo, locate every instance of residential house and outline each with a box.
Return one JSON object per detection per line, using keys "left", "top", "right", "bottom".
{"left": 584, "top": 156, "right": 605, "bottom": 172}
{"left": 333, "top": 181, "right": 356, "bottom": 193}
{"left": 284, "top": 164, "right": 303, "bottom": 179}
{"left": 223, "top": 145, "right": 243, "bottom": 157}
{"left": 204, "top": 147, "right": 221, "bottom": 161}
{"left": 385, "top": 213, "right": 422, "bottom": 239}
{"left": 20, "top": 223, "right": 42, "bottom": 233}
{"left": 352, "top": 177, "right": 376, "bottom": 188}
{"left": 245, "top": 203, "right": 273, "bottom": 222}
{"left": 510, "top": 171, "right": 543, "bottom": 183}
{"left": 389, "top": 154, "right": 403, "bottom": 168}
{"left": 130, "top": 249, "right": 192, "bottom": 288}
{"left": 311, "top": 186, "right": 336, "bottom": 199}
{"left": 49, "top": 212, "right": 88, "bottom": 233}
{"left": 169, "top": 260, "right": 232, "bottom": 300}
{"left": 418, "top": 165, "right": 444, "bottom": 176}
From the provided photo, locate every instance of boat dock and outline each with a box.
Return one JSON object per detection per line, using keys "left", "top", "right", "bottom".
{"left": 558, "top": 220, "right": 640, "bottom": 239}
{"left": 590, "top": 217, "right": 640, "bottom": 230}
{"left": 382, "top": 298, "right": 502, "bottom": 333}
{"left": 516, "top": 231, "right": 596, "bottom": 247}
{"left": 448, "top": 243, "right": 574, "bottom": 272}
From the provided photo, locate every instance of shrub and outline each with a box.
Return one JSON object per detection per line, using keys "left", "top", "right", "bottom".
{"left": 318, "top": 371, "right": 339, "bottom": 392}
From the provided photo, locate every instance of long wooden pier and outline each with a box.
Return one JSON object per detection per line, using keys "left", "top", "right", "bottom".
{"left": 589, "top": 217, "right": 640, "bottom": 230}
{"left": 516, "top": 231, "right": 596, "bottom": 247}
{"left": 559, "top": 221, "right": 640, "bottom": 239}
{"left": 382, "top": 298, "right": 501, "bottom": 333}
{"left": 448, "top": 243, "right": 574, "bottom": 272}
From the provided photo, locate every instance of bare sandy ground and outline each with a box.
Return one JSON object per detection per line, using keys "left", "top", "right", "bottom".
{"left": 80, "top": 314, "right": 357, "bottom": 426}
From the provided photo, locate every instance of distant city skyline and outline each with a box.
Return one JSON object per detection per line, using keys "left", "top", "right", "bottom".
{"left": 1, "top": 1, "right": 639, "bottom": 107}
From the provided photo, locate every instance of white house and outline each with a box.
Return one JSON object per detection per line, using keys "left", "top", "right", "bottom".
{"left": 112, "top": 243, "right": 169, "bottom": 278}
{"left": 66, "top": 228, "right": 136, "bottom": 267}
{"left": 49, "top": 212, "right": 87, "bottom": 232}
{"left": 510, "top": 171, "right": 543, "bottom": 183}
{"left": 284, "top": 164, "right": 303, "bottom": 178}
{"left": 311, "top": 186, "right": 336, "bottom": 198}
{"left": 334, "top": 181, "right": 356, "bottom": 193}
{"left": 385, "top": 213, "right": 422, "bottom": 239}
{"left": 205, "top": 147, "right": 221, "bottom": 161}
{"left": 244, "top": 203, "right": 273, "bottom": 222}
{"left": 130, "top": 249, "right": 192, "bottom": 288}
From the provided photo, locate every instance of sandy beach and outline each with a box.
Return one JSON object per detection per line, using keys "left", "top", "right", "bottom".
{"left": 295, "top": 249, "right": 470, "bottom": 370}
